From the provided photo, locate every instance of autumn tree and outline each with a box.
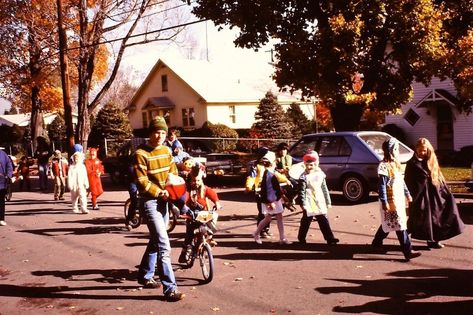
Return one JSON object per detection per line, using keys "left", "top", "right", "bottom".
{"left": 70, "top": 0, "right": 191, "bottom": 148}
{"left": 0, "top": 0, "right": 65, "bottom": 146}
{"left": 189, "top": 0, "right": 473, "bottom": 130}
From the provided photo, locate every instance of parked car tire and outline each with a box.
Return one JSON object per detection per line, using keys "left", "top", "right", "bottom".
{"left": 342, "top": 175, "right": 369, "bottom": 203}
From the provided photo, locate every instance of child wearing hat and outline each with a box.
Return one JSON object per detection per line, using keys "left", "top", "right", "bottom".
{"left": 371, "top": 138, "right": 421, "bottom": 261}
{"left": 297, "top": 151, "right": 339, "bottom": 245}
{"left": 50, "top": 150, "right": 69, "bottom": 200}
{"left": 252, "top": 151, "right": 291, "bottom": 245}
{"left": 68, "top": 151, "right": 89, "bottom": 214}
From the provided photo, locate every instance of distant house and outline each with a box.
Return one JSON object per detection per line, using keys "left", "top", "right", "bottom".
{"left": 384, "top": 77, "right": 473, "bottom": 152}
{"left": 126, "top": 58, "right": 313, "bottom": 134}
{"left": 0, "top": 112, "right": 78, "bottom": 128}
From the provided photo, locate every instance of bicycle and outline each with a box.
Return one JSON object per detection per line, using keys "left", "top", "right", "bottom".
{"left": 123, "top": 197, "right": 178, "bottom": 233}
{"left": 180, "top": 207, "right": 217, "bottom": 284}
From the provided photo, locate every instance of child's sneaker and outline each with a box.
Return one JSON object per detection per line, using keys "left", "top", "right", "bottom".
{"left": 253, "top": 232, "right": 262, "bottom": 244}
{"left": 279, "top": 238, "right": 292, "bottom": 245}
{"left": 0, "top": 220, "right": 7, "bottom": 226}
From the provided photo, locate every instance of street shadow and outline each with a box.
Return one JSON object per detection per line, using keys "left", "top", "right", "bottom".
{"left": 213, "top": 243, "right": 409, "bottom": 263}
{"left": 458, "top": 201, "right": 473, "bottom": 225}
{"left": 57, "top": 217, "right": 124, "bottom": 226}
{"left": 0, "top": 283, "right": 163, "bottom": 301}
{"left": 7, "top": 208, "right": 69, "bottom": 216}
{"left": 316, "top": 268, "right": 473, "bottom": 314}
{"left": 31, "top": 268, "right": 136, "bottom": 283}
{"left": 18, "top": 225, "right": 126, "bottom": 236}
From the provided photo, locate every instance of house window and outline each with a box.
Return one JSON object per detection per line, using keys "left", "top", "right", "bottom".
{"left": 182, "top": 108, "right": 195, "bottom": 127}
{"left": 142, "top": 112, "right": 148, "bottom": 129}
{"left": 404, "top": 108, "right": 420, "bottom": 126}
{"left": 229, "top": 105, "right": 236, "bottom": 123}
{"left": 161, "top": 75, "right": 168, "bottom": 92}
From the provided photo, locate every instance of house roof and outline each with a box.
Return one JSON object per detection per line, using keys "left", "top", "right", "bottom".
{"left": 0, "top": 112, "right": 78, "bottom": 127}
{"left": 142, "top": 97, "right": 175, "bottom": 110}
{"left": 130, "top": 58, "right": 306, "bottom": 107}
{"left": 416, "top": 89, "right": 459, "bottom": 108}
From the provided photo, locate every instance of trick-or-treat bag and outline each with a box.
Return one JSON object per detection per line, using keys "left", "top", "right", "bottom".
{"left": 165, "top": 173, "right": 187, "bottom": 200}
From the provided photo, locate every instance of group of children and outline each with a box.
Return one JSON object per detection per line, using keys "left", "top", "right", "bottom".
{"left": 12, "top": 144, "right": 105, "bottom": 215}
{"left": 246, "top": 137, "right": 461, "bottom": 262}
{"left": 246, "top": 145, "right": 339, "bottom": 247}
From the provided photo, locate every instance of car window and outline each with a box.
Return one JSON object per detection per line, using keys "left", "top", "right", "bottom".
{"left": 359, "top": 134, "right": 411, "bottom": 157}
{"left": 318, "top": 136, "right": 351, "bottom": 157}
{"left": 290, "top": 138, "right": 317, "bottom": 157}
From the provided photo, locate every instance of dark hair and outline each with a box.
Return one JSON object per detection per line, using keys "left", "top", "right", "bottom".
{"left": 277, "top": 142, "right": 289, "bottom": 151}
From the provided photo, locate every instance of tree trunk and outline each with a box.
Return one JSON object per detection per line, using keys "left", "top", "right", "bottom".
{"left": 330, "top": 102, "right": 365, "bottom": 131}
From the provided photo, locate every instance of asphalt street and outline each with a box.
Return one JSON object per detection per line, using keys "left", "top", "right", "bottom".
{"left": 0, "top": 176, "right": 472, "bottom": 315}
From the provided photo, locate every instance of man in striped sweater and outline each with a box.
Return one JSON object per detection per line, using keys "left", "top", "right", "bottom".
{"left": 134, "top": 116, "right": 185, "bottom": 302}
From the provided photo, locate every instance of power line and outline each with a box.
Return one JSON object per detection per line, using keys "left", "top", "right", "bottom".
{"left": 66, "top": 18, "right": 207, "bottom": 51}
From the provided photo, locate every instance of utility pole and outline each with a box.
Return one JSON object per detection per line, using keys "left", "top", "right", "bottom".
{"left": 56, "top": 0, "right": 75, "bottom": 155}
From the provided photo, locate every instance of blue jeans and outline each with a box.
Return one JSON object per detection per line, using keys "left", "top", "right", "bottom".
{"left": 138, "top": 198, "right": 177, "bottom": 294}
{"left": 38, "top": 163, "right": 48, "bottom": 191}
{"left": 126, "top": 181, "right": 138, "bottom": 221}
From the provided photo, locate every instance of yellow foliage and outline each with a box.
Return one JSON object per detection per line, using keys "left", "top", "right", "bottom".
{"left": 345, "top": 91, "right": 377, "bottom": 105}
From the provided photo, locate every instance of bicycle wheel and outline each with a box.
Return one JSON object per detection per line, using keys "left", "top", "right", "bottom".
{"left": 167, "top": 206, "right": 177, "bottom": 233}
{"left": 5, "top": 184, "right": 12, "bottom": 201}
{"left": 124, "top": 198, "right": 141, "bottom": 229}
{"left": 199, "top": 243, "right": 214, "bottom": 283}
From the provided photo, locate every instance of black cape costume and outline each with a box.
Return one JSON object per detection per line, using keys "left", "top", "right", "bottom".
{"left": 404, "top": 156, "right": 464, "bottom": 241}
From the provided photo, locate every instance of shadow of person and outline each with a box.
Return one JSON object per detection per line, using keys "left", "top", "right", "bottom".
{"left": 316, "top": 268, "right": 473, "bottom": 314}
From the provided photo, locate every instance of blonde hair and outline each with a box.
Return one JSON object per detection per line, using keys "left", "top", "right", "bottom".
{"left": 415, "top": 138, "right": 444, "bottom": 186}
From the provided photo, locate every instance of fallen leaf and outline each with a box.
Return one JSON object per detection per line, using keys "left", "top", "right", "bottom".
{"left": 356, "top": 265, "right": 363, "bottom": 268}
{"left": 116, "top": 306, "right": 124, "bottom": 310}
{"left": 211, "top": 307, "right": 220, "bottom": 311}
{"left": 234, "top": 277, "right": 243, "bottom": 281}
{"left": 22, "top": 259, "right": 29, "bottom": 263}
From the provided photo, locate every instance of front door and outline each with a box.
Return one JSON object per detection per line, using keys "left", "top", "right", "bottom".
{"left": 436, "top": 104, "right": 453, "bottom": 152}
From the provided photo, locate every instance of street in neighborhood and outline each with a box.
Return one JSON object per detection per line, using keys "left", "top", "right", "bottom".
{"left": 0, "top": 176, "right": 472, "bottom": 315}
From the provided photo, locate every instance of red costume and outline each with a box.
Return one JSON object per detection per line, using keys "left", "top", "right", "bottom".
{"left": 85, "top": 148, "right": 104, "bottom": 209}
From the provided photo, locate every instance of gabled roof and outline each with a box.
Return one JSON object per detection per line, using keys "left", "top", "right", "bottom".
{"left": 416, "top": 89, "right": 459, "bottom": 108}
{"left": 130, "top": 58, "right": 305, "bottom": 106}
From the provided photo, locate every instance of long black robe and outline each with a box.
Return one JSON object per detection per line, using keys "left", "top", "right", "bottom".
{"left": 404, "top": 156, "right": 464, "bottom": 241}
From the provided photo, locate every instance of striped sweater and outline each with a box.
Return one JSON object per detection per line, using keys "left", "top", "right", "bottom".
{"left": 134, "top": 143, "right": 177, "bottom": 198}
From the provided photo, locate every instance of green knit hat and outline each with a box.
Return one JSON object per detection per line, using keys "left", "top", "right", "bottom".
{"left": 148, "top": 116, "right": 168, "bottom": 133}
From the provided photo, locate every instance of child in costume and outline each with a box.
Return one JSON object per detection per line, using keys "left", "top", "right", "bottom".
{"left": 297, "top": 151, "right": 339, "bottom": 245}
{"left": 50, "top": 150, "right": 69, "bottom": 200}
{"left": 252, "top": 151, "right": 291, "bottom": 245}
{"left": 179, "top": 166, "right": 221, "bottom": 264}
{"left": 85, "top": 148, "right": 104, "bottom": 210}
{"left": 68, "top": 151, "right": 89, "bottom": 214}
{"left": 371, "top": 138, "right": 421, "bottom": 261}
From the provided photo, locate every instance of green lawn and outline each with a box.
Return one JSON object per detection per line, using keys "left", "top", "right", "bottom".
{"left": 442, "top": 166, "right": 471, "bottom": 181}
{"left": 442, "top": 166, "right": 471, "bottom": 193}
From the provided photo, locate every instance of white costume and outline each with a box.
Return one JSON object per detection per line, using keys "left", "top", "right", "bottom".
{"left": 68, "top": 153, "right": 89, "bottom": 214}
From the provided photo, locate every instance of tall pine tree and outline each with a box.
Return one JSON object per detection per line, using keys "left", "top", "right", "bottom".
{"left": 286, "top": 103, "right": 314, "bottom": 137}
{"left": 88, "top": 102, "right": 133, "bottom": 153}
{"left": 252, "top": 91, "right": 293, "bottom": 140}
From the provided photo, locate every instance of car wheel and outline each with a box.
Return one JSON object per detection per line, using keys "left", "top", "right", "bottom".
{"left": 342, "top": 175, "right": 368, "bottom": 203}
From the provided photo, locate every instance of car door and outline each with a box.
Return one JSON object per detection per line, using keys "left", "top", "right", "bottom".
{"left": 316, "top": 136, "right": 351, "bottom": 188}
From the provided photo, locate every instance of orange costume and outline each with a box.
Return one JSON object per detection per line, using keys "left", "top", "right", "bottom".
{"left": 85, "top": 148, "right": 104, "bottom": 210}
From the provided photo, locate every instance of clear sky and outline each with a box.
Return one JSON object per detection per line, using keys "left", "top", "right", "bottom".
{"left": 121, "top": 20, "right": 277, "bottom": 90}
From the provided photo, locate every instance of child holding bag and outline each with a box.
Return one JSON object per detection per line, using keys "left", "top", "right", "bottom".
{"left": 297, "top": 151, "right": 339, "bottom": 245}
{"left": 371, "top": 138, "right": 421, "bottom": 261}
{"left": 252, "top": 151, "right": 291, "bottom": 245}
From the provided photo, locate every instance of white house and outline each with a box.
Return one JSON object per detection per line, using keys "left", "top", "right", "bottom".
{"left": 0, "top": 112, "right": 78, "bottom": 128}
{"left": 126, "top": 58, "right": 313, "bottom": 133}
{"left": 385, "top": 77, "right": 473, "bottom": 152}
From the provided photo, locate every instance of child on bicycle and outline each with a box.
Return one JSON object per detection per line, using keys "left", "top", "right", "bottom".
{"left": 179, "top": 165, "right": 221, "bottom": 264}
